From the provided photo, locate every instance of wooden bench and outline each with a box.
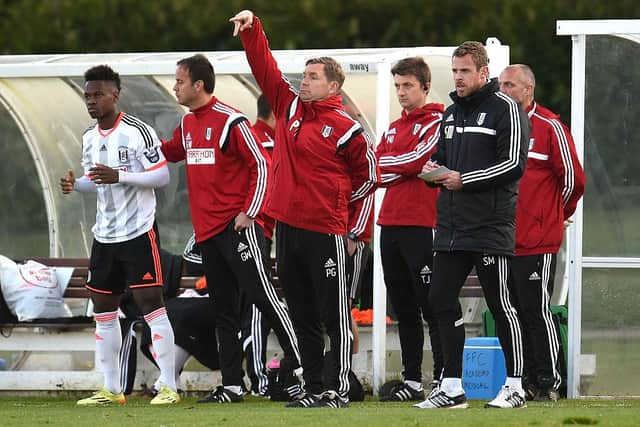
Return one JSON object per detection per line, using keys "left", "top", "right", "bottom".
{"left": 29, "top": 257, "right": 202, "bottom": 300}
{"left": 11, "top": 257, "right": 483, "bottom": 303}
{"left": 0, "top": 257, "right": 483, "bottom": 392}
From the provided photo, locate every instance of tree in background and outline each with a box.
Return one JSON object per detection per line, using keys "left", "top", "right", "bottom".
{"left": 1, "top": 0, "right": 638, "bottom": 121}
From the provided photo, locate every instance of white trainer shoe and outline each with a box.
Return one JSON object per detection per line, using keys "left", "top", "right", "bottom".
{"left": 413, "top": 389, "right": 468, "bottom": 409}
{"left": 485, "top": 385, "right": 527, "bottom": 408}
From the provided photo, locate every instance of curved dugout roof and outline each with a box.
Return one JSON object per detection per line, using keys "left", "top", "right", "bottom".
{"left": 0, "top": 42, "right": 509, "bottom": 257}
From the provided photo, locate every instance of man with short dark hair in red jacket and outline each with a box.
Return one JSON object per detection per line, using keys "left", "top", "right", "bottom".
{"left": 231, "top": 10, "right": 378, "bottom": 408}
{"left": 499, "top": 64, "right": 585, "bottom": 401}
{"left": 376, "top": 57, "right": 445, "bottom": 402}
{"left": 161, "top": 53, "right": 302, "bottom": 404}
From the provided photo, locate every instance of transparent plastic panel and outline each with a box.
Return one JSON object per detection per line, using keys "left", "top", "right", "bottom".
{"left": 583, "top": 35, "right": 640, "bottom": 257}
{"left": 581, "top": 268, "right": 640, "bottom": 396}
{"left": 0, "top": 96, "right": 48, "bottom": 258}
{"left": 340, "top": 55, "right": 453, "bottom": 141}
{"left": 154, "top": 74, "right": 265, "bottom": 254}
{"left": 0, "top": 77, "right": 98, "bottom": 257}
{"left": 214, "top": 75, "right": 260, "bottom": 122}
{"left": 119, "top": 76, "right": 191, "bottom": 254}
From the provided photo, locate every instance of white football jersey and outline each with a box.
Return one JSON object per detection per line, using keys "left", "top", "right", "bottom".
{"left": 81, "top": 112, "right": 166, "bottom": 243}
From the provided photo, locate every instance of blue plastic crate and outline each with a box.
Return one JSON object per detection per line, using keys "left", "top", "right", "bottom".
{"left": 462, "top": 337, "right": 506, "bottom": 399}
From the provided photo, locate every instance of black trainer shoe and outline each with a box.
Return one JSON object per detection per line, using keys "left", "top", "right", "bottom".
{"left": 523, "top": 382, "right": 538, "bottom": 401}
{"left": 282, "top": 365, "right": 305, "bottom": 401}
{"left": 251, "top": 389, "right": 270, "bottom": 398}
{"left": 197, "top": 386, "right": 244, "bottom": 403}
{"left": 284, "top": 383, "right": 305, "bottom": 400}
{"left": 138, "top": 386, "right": 158, "bottom": 398}
{"left": 285, "top": 393, "right": 319, "bottom": 408}
{"left": 413, "top": 390, "right": 469, "bottom": 409}
{"left": 308, "top": 390, "right": 349, "bottom": 408}
{"left": 380, "top": 382, "right": 425, "bottom": 402}
{"left": 240, "top": 381, "right": 249, "bottom": 396}
{"left": 533, "top": 376, "right": 559, "bottom": 401}
{"left": 533, "top": 387, "right": 559, "bottom": 402}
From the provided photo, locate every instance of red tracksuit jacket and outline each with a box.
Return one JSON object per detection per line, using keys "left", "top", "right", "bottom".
{"left": 348, "top": 193, "right": 374, "bottom": 243}
{"left": 376, "top": 103, "right": 444, "bottom": 228}
{"left": 515, "top": 101, "right": 585, "bottom": 255}
{"left": 252, "top": 119, "right": 276, "bottom": 240}
{"left": 253, "top": 119, "right": 275, "bottom": 147}
{"left": 240, "top": 17, "right": 378, "bottom": 237}
{"left": 162, "top": 97, "right": 270, "bottom": 243}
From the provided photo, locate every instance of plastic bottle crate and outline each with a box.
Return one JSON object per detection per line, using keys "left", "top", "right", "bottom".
{"left": 462, "top": 336, "right": 506, "bottom": 399}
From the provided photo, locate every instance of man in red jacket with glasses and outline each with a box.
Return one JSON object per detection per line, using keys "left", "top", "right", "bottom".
{"left": 231, "top": 10, "right": 378, "bottom": 408}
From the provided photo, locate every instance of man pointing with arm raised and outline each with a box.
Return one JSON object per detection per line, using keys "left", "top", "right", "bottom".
{"left": 230, "top": 10, "right": 378, "bottom": 408}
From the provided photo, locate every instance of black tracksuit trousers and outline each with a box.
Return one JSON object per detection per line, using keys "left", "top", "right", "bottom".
{"left": 276, "top": 222, "right": 352, "bottom": 398}
{"left": 430, "top": 251, "right": 524, "bottom": 379}
{"left": 380, "top": 225, "right": 443, "bottom": 383}
{"left": 510, "top": 253, "right": 561, "bottom": 390}
{"left": 199, "top": 221, "right": 300, "bottom": 387}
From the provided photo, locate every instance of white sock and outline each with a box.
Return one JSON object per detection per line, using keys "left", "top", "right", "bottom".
{"left": 94, "top": 311, "right": 122, "bottom": 394}
{"left": 174, "top": 345, "right": 191, "bottom": 390}
{"left": 153, "top": 345, "right": 190, "bottom": 391}
{"left": 144, "top": 307, "right": 176, "bottom": 392}
{"left": 405, "top": 380, "right": 424, "bottom": 391}
{"left": 505, "top": 376, "right": 523, "bottom": 390}
{"left": 440, "top": 377, "right": 464, "bottom": 396}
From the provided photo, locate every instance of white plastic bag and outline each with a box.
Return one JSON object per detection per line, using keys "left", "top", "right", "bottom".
{"left": 0, "top": 255, "right": 72, "bottom": 321}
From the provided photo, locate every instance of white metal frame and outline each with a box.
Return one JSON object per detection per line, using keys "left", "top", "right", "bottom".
{"left": 557, "top": 19, "right": 640, "bottom": 398}
{"left": 0, "top": 326, "right": 219, "bottom": 391}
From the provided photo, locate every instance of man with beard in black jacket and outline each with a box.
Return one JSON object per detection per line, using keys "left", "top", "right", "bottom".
{"left": 415, "top": 41, "right": 529, "bottom": 410}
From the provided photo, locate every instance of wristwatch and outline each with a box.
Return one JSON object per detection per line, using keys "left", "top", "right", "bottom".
{"left": 347, "top": 231, "right": 359, "bottom": 242}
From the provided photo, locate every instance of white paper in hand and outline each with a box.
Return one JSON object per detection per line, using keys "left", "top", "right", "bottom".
{"left": 418, "top": 165, "right": 451, "bottom": 182}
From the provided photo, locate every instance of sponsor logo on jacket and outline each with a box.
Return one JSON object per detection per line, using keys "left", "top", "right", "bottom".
{"left": 187, "top": 148, "right": 215, "bottom": 165}
{"left": 322, "top": 125, "right": 333, "bottom": 138}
